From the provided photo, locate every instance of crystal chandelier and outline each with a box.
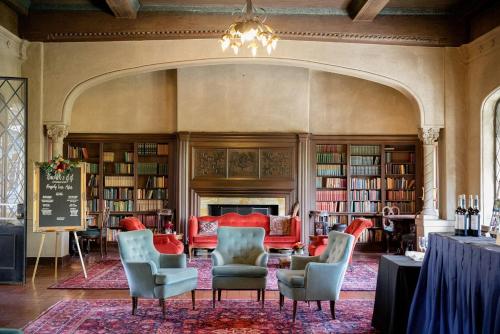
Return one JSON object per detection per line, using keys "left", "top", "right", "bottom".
{"left": 220, "top": 0, "right": 279, "bottom": 56}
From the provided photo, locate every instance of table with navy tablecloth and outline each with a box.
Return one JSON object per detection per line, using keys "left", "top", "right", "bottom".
{"left": 407, "top": 233, "right": 500, "bottom": 334}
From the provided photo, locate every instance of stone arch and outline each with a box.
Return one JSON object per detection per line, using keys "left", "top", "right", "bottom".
{"left": 480, "top": 86, "right": 500, "bottom": 221}
{"left": 62, "top": 57, "right": 424, "bottom": 128}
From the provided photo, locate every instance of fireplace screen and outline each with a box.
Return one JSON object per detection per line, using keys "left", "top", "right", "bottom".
{"left": 208, "top": 204, "right": 279, "bottom": 216}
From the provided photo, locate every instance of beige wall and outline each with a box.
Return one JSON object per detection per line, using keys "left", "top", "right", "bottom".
{"left": 0, "top": 25, "right": 25, "bottom": 76}
{"left": 70, "top": 70, "right": 177, "bottom": 133}
{"left": 177, "top": 65, "right": 310, "bottom": 132}
{"left": 309, "top": 70, "right": 418, "bottom": 135}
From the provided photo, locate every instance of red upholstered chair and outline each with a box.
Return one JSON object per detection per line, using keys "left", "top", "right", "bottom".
{"left": 120, "top": 217, "right": 184, "bottom": 255}
{"left": 308, "top": 218, "right": 373, "bottom": 263}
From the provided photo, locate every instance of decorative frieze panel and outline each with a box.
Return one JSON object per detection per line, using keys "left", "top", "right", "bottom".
{"left": 261, "top": 148, "right": 293, "bottom": 179}
{"left": 193, "top": 148, "right": 226, "bottom": 178}
{"left": 228, "top": 149, "right": 259, "bottom": 178}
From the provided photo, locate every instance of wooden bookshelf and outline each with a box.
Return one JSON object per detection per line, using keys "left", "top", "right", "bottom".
{"left": 65, "top": 134, "right": 177, "bottom": 241}
{"left": 311, "top": 136, "right": 422, "bottom": 250}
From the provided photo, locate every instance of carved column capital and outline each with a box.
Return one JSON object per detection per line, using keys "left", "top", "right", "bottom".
{"left": 418, "top": 127, "right": 440, "bottom": 145}
{"left": 46, "top": 124, "right": 69, "bottom": 142}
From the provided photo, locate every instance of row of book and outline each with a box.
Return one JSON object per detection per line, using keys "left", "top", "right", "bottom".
{"left": 107, "top": 215, "right": 125, "bottom": 228}
{"left": 315, "top": 201, "right": 347, "bottom": 212}
{"left": 351, "top": 145, "right": 380, "bottom": 155}
{"left": 385, "top": 152, "right": 415, "bottom": 163}
{"left": 138, "top": 163, "right": 168, "bottom": 175}
{"left": 136, "top": 200, "right": 165, "bottom": 211}
{"left": 137, "top": 188, "right": 168, "bottom": 200}
{"left": 68, "top": 146, "right": 90, "bottom": 159}
{"left": 386, "top": 201, "right": 416, "bottom": 213}
{"left": 316, "top": 165, "right": 346, "bottom": 177}
{"left": 104, "top": 188, "right": 134, "bottom": 200}
{"left": 351, "top": 201, "right": 383, "bottom": 213}
{"left": 105, "top": 200, "right": 134, "bottom": 212}
{"left": 138, "top": 143, "right": 169, "bottom": 156}
{"left": 386, "top": 190, "right": 416, "bottom": 201}
{"left": 86, "top": 199, "right": 99, "bottom": 212}
{"left": 88, "top": 187, "right": 99, "bottom": 197}
{"left": 105, "top": 163, "right": 133, "bottom": 175}
{"left": 103, "top": 152, "right": 115, "bottom": 162}
{"left": 105, "top": 176, "right": 134, "bottom": 187}
{"left": 85, "top": 163, "right": 99, "bottom": 174}
{"left": 145, "top": 176, "right": 167, "bottom": 188}
{"left": 350, "top": 156, "right": 380, "bottom": 165}
{"left": 316, "top": 190, "right": 348, "bottom": 202}
{"left": 328, "top": 215, "right": 348, "bottom": 225}
{"left": 350, "top": 177, "right": 381, "bottom": 190}
{"left": 87, "top": 174, "right": 99, "bottom": 187}
{"left": 316, "top": 177, "right": 347, "bottom": 189}
{"left": 316, "top": 152, "right": 346, "bottom": 164}
{"left": 351, "top": 190, "right": 381, "bottom": 201}
{"left": 106, "top": 229, "right": 121, "bottom": 242}
{"left": 386, "top": 177, "right": 416, "bottom": 190}
{"left": 357, "top": 228, "right": 383, "bottom": 243}
{"left": 317, "top": 144, "right": 345, "bottom": 153}
{"left": 386, "top": 164, "right": 415, "bottom": 175}
{"left": 351, "top": 166, "right": 380, "bottom": 176}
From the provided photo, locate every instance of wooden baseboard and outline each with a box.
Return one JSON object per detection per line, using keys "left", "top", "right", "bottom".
{"left": 26, "top": 254, "right": 71, "bottom": 266}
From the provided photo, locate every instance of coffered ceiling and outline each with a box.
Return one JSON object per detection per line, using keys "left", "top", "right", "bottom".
{"left": 3, "top": 0, "right": 499, "bottom": 46}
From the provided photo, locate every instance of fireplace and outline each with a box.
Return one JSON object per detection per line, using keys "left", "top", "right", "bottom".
{"left": 199, "top": 196, "right": 287, "bottom": 216}
{"left": 208, "top": 204, "right": 279, "bottom": 216}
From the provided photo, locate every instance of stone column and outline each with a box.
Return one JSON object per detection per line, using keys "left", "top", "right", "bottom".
{"left": 46, "top": 124, "right": 69, "bottom": 157}
{"left": 418, "top": 127, "right": 440, "bottom": 218}
{"left": 177, "top": 132, "right": 190, "bottom": 241}
{"left": 297, "top": 133, "right": 310, "bottom": 242}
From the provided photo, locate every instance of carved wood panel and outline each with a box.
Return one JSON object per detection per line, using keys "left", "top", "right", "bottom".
{"left": 260, "top": 148, "right": 293, "bottom": 179}
{"left": 193, "top": 148, "right": 227, "bottom": 178}
{"left": 228, "top": 149, "right": 259, "bottom": 178}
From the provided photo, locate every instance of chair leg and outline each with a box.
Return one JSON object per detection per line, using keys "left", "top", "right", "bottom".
{"left": 217, "top": 289, "right": 222, "bottom": 301}
{"left": 160, "top": 298, "right": 166, "bottom": 318}
{"left": 292, "top": 300, "right": 298, "bottom": 323}
{"left": 261, "top": 289, "right": 265, "bottom": 308}
{"left": 212, "top": 289, "right": 216, "bottom": 308}
{"left": 330, "top": 300, "right": 336, "bottom": 320}
{"left": 188, "top": 246, "right": 193, "bottom": 260}
{"left": 317, "top": 301, "right": 322, "bottom": 311}
{"left": 191, "top": 290, "right": 196, "bottom": 310}
{"left": 257, "top": 289, "right": 261, "bottom": 301}
{"left": 279, "top": 293, "right": 284, "bottom": 311}
{"left": 132, "top": 297, "right": 138, "bottom": 315}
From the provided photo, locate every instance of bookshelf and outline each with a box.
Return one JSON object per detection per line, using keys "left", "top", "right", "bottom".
{"left": 65, "top": 134, "right": 176, "bottom": 242}
{"left": 311, "top": 137, "right": 422, "bottom": 250}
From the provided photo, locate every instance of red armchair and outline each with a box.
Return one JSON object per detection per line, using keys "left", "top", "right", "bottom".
{"left": 120, "top": 217, "right": 184, "bottom": 255}
{"left": 308, "top": 218, "right": 373, "bottom": 262}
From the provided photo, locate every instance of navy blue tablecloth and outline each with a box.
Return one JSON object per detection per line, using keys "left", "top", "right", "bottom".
{"left": 407, "top": 233, "right": 500, "bottom": 334}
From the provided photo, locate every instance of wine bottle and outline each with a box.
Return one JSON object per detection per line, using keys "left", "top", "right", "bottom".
{"left": 455, "top": 195, "right": 466, "bottom": 236}
{"left": 468, "top": 195, "right": 481, "bottom": 237}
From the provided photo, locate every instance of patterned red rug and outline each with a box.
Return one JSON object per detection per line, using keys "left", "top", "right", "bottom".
{"left": 49, "top": 257, "right": 378, "bottom": 291}
{"left": 23, "top": 299, "right": 376, "bottom": 333}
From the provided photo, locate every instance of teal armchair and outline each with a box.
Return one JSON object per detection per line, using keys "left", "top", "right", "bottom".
{"left": 211, "top": 227, "right": 268, "bottom": 308}
{"left": 277, "top": 231, "right": 354, "bottom": 322}
{"left": 117, "top": 229, "right": 198, "bottom": 317}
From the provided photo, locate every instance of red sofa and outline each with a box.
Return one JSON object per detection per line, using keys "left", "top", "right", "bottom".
{"left": 120, "top": 217, "right": 184, "bottom": 255}
{"left": 188, "top": 212, "right": 301, "bottom": 258}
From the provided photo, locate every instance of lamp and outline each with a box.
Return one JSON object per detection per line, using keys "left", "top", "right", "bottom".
{"left": 220, "top": 0, "right": 279, "bottom": 56}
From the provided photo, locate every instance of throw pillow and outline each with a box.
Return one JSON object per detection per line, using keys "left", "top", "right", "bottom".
{"left": 199, "top": 220, "right": 218, "bottom": 235}
{"left": 269, "top": 215, "right": 291, "bottom": 236}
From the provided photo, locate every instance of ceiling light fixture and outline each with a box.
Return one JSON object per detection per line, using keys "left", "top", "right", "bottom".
{"left": 219, "top": 0, "right": 279, "bottom": 56}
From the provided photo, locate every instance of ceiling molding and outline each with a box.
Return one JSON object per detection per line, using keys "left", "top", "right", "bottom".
{"left": 3, "top": 0, "right": 31, "bottom": 15}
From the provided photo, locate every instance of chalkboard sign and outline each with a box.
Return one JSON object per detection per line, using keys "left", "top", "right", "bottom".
{"left": 33, "top": 164, "right": 86, "bottom": 232}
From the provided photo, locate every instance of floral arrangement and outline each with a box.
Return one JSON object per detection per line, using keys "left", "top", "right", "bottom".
{"left": 292, "top": 242, "right": 305, "bottom": 251}
{"left": 165, "top": 222, "right": 175, "bottom": 232}
{"left": 38, "top": 155, "right": 79, "bottom": 176}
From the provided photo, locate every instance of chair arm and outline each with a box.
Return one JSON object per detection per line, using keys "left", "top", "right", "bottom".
{"left": 304, "top": 262, "right": 348, "bottom": 300}
{"left": 255, "top": 251, "right": 269, "bottom": 267}
{"left": 290, "top": 217, "right": 301, "bottom": 242}
{"left": 159, "top": 253, "right": 187, "bottom": 268}
{"left": 125, "top": 261, "right": 158, "bottom": 275}
{"left": 211, "top": 249, "right": 225, "bottom": 266}
{"left": 188, "top": 216, "right": 198, "bottom": 245}
{"left": 122, "top": 261, "right": 158, "bottom": 298}
{"left": 290, "top": 255, "right": 321, "bottom": 270}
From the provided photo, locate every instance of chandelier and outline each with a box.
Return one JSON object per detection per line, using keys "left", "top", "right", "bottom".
{"left": 220, "top": 0, "right": 279, "bottom": 56}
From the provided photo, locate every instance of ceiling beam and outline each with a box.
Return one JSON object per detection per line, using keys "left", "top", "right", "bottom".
{"left": 348, "top": 0, "right": 390, "bottom": 22}
{"left": 106, "top": 0, "right": 140, "bottom": 19}
{"left": 3, "top": 0, "right": 30, "bottom": 16}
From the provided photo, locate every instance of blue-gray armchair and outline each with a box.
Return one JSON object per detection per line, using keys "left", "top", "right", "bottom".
{"left": 277, "top": 231, "right": 354, "bottom": 322}
{"left": 117, "top": 229, "right": 198, "bottom": 317}
{"left": 211, "top": 227, "right": 268, "bottom": 308}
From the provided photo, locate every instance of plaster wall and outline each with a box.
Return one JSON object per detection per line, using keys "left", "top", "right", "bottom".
{"left": 70, "top": 70, "right": 177, "bottom": 133}
{"left": 0, "top": 25, "right": 24, "bottom": 76}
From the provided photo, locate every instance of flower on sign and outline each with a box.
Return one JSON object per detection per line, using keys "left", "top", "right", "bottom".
{"left": 292, "top": 242, "right": 304, "bottom": 250}
{"left": 38, "top": 155, "right": 79, "bottom": 176}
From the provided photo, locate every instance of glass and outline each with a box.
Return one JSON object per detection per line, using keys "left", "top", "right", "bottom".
{"left": 418, "top": 236, "right": 428, "bottom": 252}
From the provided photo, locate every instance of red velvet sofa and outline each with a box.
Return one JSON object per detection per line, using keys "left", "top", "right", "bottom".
{"left": 120, "top": 217, "right": 184, "bottom": 255}
{"left": 188, "top": 212, "right": 301, "bottom": 258}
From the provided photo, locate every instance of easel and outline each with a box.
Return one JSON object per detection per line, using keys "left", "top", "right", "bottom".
{"left": 31, "top": 229, "right": 87, "bottom": 283}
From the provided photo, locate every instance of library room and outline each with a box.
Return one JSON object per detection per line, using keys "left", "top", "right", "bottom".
{"left": 0, "top": 1, "right": 499, "bottom": 333}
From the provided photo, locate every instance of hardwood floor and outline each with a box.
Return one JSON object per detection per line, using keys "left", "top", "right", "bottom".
{"left": 0, "top": 251, "right": 376, "bottom": 329}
